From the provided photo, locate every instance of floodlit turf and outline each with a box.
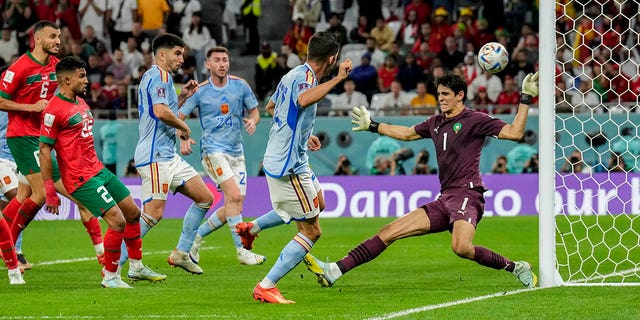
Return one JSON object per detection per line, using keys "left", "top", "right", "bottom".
{"left": 0, "top": 216, "right": 638, "bottom": 319}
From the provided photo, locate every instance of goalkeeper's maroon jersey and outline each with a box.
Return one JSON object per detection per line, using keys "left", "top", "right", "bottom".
{"left": 413, "top": 108, "right": 507, "bottom": 192}
{"left": 0, "top": 52, "right": 59, "bottom": 137}
{"left": 39, "top": 93, "right": 104, "bottom": 193}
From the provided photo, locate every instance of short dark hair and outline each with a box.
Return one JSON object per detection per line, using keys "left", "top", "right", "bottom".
{"left": 206, "top": 46, "right": 230, "bottom": 58}
{"left": 55, "top": 56, "right": 86, "bottom": 76}
{"left": 307, "top": 31, "right": 340, "bottom": 62}
{"left": 434, "top": 72, "right": 467, "bottom": 101}
{"left": 34, "top": 21, "right": 59, "bottom": 34}
{"left": 152, "top": 33, "right": 185, "bottom": 55}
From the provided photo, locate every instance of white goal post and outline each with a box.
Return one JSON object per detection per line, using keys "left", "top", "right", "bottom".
{"left": 539, "top": 0, "right": 640, "bottom": 287}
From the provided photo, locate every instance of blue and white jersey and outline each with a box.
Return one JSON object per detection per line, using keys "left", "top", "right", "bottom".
{"left": 263, "top": 63, "right": 318, "bottom": 178}
{"left": 134, "top": 65, "right": 180, "bottom": 166}
{"left": 180, "top": 75, "right": 258, "bottom": 157}
{"left": 0, "top": 111, "right": 13, "bottom": 161}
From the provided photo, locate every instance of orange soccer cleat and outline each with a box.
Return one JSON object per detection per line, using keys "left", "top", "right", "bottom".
{"left": 252, "top": 284, "right": 295, "bottom": 304}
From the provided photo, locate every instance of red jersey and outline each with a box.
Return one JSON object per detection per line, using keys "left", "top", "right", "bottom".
{"left": 40, "top": 94, "right": 104, "bottom": 193}
{"left": 0, "top": 52, "right": 59, "bottom": 137}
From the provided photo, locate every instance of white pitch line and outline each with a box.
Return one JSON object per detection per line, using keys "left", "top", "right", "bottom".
{"left": 364, "top": 287, "right": 541, "bottom": 320}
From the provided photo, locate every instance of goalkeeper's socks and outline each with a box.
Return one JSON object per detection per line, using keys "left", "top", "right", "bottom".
{"left": 176, "top": 203, "right": 208, "bottom": 252}
{"left": 104, "top": 228, "right": 124, "bottom": 273}
{"left": 0, "top": 218, "right": 18, "bottom": 269}
{"left": 83, "top": 217, "right": 104, "bottom": 247}
{"left": 1, "top": 198, "right": 21, "bottom": 225}
{"left": 226, "top": 215, "right": 243, "bottom": 248}
{"left": 262, "top": 232, "right": 313, "bottom": 287}
{"left": 10, "top": 198, "right": 41, "bottom": 241}
{"left": 124, "top": 222, "right": 142, "bottom": 260}
{"left": 336, "top": 235, "right": 387, "bottom": 274}
{"left": 473, "top": 246, "right": 513, "bottom": 271}
{"left": 252, "top": 209, "right": 285, "bottom": 234}
{"left": 197, "top": 208, "right": 225, "bottom": 238}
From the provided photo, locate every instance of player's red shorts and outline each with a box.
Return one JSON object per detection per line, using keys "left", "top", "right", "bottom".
{"left": 422, "top": 187, "right": 485, "bottom": 233}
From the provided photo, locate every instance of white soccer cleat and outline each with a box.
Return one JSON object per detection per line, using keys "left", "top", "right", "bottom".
{"left": 237, "top": 247, "right": 266, "bottom": 265}
{"left": 127, "top": 264, "right": 167, "bottom": 282}
{"left": 513, "top": 261, "right": 538, "bottom": 288}
{"left": 189, "top": 234, "right": 203, "bottom": 264}
{"left": 101, "top": 274, "right": 132, "bottom": 288}
{"left": 168, "top": 249, "right": 203, "bottom": 274}
{"left": 8, "top": 268, "right": 25, "bottom": 285}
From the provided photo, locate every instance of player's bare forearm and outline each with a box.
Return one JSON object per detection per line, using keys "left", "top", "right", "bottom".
{"left": 498, "top": 104, "right": 529, "bottom": 141}
{"left": 39, "top": 143, "right": 55, "bottom": 183}
{"left": 298, "top": 76, "right": 343, "bottom": 108}
{"left": 265, "top": 100, "right": 275, "bottom": 116}
{"left": 0, "top": 97, "right": 44, "bottom": 112}
{"left": 248, "top": 107, "right": 260, "bottom": 124}
{"left": 378, "top": 123, "right": 422, "bottom": 141}
{"left": 153, "top": 104, "right": 191, "bottom": 139}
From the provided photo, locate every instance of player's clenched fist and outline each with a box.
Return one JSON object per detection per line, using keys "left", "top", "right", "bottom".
{"left": 337, "top": 59, "right": 352, "bottom": 80}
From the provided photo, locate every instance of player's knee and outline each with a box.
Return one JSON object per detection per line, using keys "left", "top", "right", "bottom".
{"left": 451, "top": 242, "right": 474, "bottom": 259}
{"left": 225, "top": 190, "right": 243, "bottom": 204}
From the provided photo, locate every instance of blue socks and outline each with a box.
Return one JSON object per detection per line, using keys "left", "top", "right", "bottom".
{"left": 253, "top": 210, "right": 285, "bottom": 233}
{"left": 263, "top": 232, "right": 313, "bottom": 287}
{"left": 227, "top": 215, "right": 243, "bottom": 248}
{"left": 196, "top": 209, "right": 224, "bottom": 238}
{"left": 176, "top": 203, "right": 209, "bottom": 252}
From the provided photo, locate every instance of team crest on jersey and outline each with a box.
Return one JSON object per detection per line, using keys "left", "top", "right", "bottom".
{"left": 44, "top": 113, "right": 55, "bottom": 127}
{"left": 453, "top": 122, "right": 462, "bottom": 134}
{"left": 3, "top": 176, "right": 11, "bottom": 185}
{"left": 221, "top": 103, "right": 229, "bottom": 114}
{"left": 216, "top": 167, "right": 223, "bottom": 176}
{"left": 157, "top": 87, "right": 166, "bottom": 97}
{"left": 297, "top": 82, "right": 311, "bottom": 91}
{"left": 3, "top": 70, "right": 14, "bottom": 83}
{"left": 162, "top": 183, "right": 169, "bottom": 194}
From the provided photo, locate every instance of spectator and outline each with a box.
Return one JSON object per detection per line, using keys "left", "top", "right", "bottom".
{"left": 424, "top": 64, "right": 444, "bottom": 96}
{"left": 101, "top": 73, "right": 119, "bottom": 107}
{"left": 81, "top": 26, "right": 104, "bottom": 58}
{"left": 86, "top": 82, "right": 110, "bottom": 112}
{"left": 281, "top": 45, "right": 302, "bottom": 69}
{"left": 200, "top": 0, "right": 225, "bottom": 45}
{"left": 240, "top": 0, "right": 261, "bottom": 55}
{"left": 506, "top": 129, "right": 537, "bottom": 174}
{"left": 429, "top": 6, "right": 451, "bottom": 55}
{"left": 15, "top": 5, "right": 38, "bottom": 53}
{"left": 78, "top": 0, "right": 108, "bottom": 42}
{"left": 0, "top": 27, "right": 18, "bottom": 64}
{"left": 357, "top": 0, "right": 383, "bottom": 30}
{"left": 33, "top": 0, "right": 57, "bottom": 22}
{"left": 95, "top": 42, "right": 113, "bottom": 70}
{"left": 378, "top": 80, "right": 411, "bottom": 115}
{"left": 405, "top": 0, "right": 431, "bottom": 25}
{"left": 450, "top": 22, "right": 469, "bottom": 53}
{"left": 107, "top": 0, "right": 138, "bottom": 52}
{"left": 386, "top": 41, "right": 404, "bottom": 66}
{"left": 56, "top": 0, "right": 82, "bottom": 41}
{"left": 137, "top": 0, "right": 169, "bottom": 38}
{"left": 560, "top": 150, "right": 592, "bottom": 174}
{"left": 332, "top": 79, "right": 368, "bottom": 116}
{"left": 370, "top": 17, "right": 395, "bottom": 51}
{"left": 349, "top": 15, "right": 370, "bottom": 44}
{"left": 123, "top": 37, "right": 144, "bottom": 79}
{"left": 470, "top": 18, "right": 495, "bottom": 52}
{"left": 3, "top": 0, "right": 27, "bottom": 30}
{"left": 130, "top": 22, "right": 150, "bottom": 53}
{"left": 326, "top": 12, "right": 348, "bottom": 46}
{"left": 611, "top": 127, "right": 640, "bottom": 172}
{"left": 371, "top": 155, "right": 394, "bottom": 175}
{"left": 522, "top": 153, "right": 539, "bottom": 173}
{"left": 172, "top": 0, "right": 202, "bottom": 37}
{"left": 366, "top": 135, "right": 401, "bottom": 173}
{"left": 254, "top": 42, "right": 278, "bottom": 101}
{"left": 491, "top": 155, "right": 508, "bottom": 174}
{"left": 293, "top": 0, "right": 322, "bottom": 30}
{"left": 396, "top": 52, "right": 423, "bottom": 91}
{"left": 411, "top": 22, "right": 431, "bottom": 54}
{"left": 468, "top": 70, "right": 503, "bottom": 103}
{"left": 350, "top": 53, "right": 379, "bottom": 101}
{"left": 437, "top": 36, "right": 464, "bottom": 72}
{"left": 86, "top": 55, "right": 106, "bottom": 85}
{"left": 334, "top": 155, "right": 353, "bottom": 175}
{"left": 377, "top": 55, "right": 398, "bottom": 93}
{"left": 506, "top": 49, "right": 535, "bottom": 88}
{"left": 495, "top": 76, "right": 520, "bottom": 113}
{"left": 106, "top": 49, "right": 132, "bottom": 85}
{"left": 398, "top": 9, "right": 420, "bottom": 50}
{"left": 461, "top": 51, "right": 481, "bottom": 85}
{"left": 410, "top": 81, "right": 436, "bottom": 115}
{"left": 183, "top": 11, "right": 212, "bottom": 80}
{"left": 413, "top": 149, "right": 435, "bottom": 174}
{"left": 414, "top": 41, "right": 434, "bottom": 72}
{"left": 362, "top": 37, "right": 385, "bottom": 69}
{"left": 456, "top": 7, "right": 476, "bottom": 40}
{"left": 473, "top": 86, "right": 492, "bottom": 111}
{"left": 283, "top": 13, "right": 314, "bottom": 56}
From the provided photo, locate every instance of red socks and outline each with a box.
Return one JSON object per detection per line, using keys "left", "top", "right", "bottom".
{"left": 1, "top": 198, "right": 21, "bottom": 226}
{"left": 10, "top": 198, "right": 41, "bottom": 241}
{"left": 0, "top": 218, "right": 18, "bottom": 269}
{"left": 123, "top": 222, "right": 142, "bottom": 260}
{"left": 82, "top": 217, "right": 103, "bottom": 245}
{"left": 103, "top": 228, "right": 124, "bottom": 272}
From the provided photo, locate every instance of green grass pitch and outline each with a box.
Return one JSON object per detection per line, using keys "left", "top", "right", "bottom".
{"left": 0, "top": 216, "right": 637, "bottom": 319}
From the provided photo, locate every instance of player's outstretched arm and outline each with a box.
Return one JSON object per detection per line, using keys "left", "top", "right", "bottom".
{"left": 38, "top": 142, "right": 61, "bottom": 214}
{"left": 351, "top": 105, "right": 421, "bottom": 141}
{"left": 298, "top": 59, "right": 352, "bottom": 108}
{"left": 153, "top": 103, "right": 192, "bottom": 140}
{"left": 498, "top": 71, "right": 539, "bottom": 141}
{"left": 0, "top": 97, "right": 47, "bottom": 112}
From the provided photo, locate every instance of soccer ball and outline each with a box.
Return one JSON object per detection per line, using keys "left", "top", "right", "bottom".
{"left": 477, "top": 42, "right": 509, "bottom": 74}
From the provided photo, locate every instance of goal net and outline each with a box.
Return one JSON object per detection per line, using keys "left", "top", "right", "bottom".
{"left": 546, "top": 0, "right": 640, "bottom": 285}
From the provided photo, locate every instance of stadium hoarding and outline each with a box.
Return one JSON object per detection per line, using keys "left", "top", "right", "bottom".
{"left": 34, "top": 173, "right": 640, "bottom": 221}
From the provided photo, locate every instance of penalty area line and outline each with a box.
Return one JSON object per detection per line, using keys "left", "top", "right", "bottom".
{"left": 364, "top": 287, "right": 541, "bottom": 320}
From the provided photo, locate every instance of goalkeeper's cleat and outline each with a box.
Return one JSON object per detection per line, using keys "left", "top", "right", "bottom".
{"left": 235, "top": 222, "right": 257, "bottom": 250}
{"left": 8, "top": 268, "right": 25, "bottom": 285}
{"left": 168, "top": 249, "right": 203, "bottom": 274}
{"left": 17, "top": 253, "right": 32, "bottom": 270}
{"left": 127, "top": 264, "right": 167, "bottom": 282}
{"left": 101, "top": 276, "right": 132, "bottom": 289}
{"left": 252, "top": 283, "right": 295, "bottom": 304}
{"left": 96, "top": 253, "right": 106, "bottom": 266}
{"left": 303, "top": 253, "right": 336, "bottom": 287}
{"left": 237, "top": 247, "right": 266, "bottom": 265}
{"left": 189, "top": 234, "right": 203, "bottom": 264}
{"left": 513, "top": 261, "right": 538, "bottom": 288}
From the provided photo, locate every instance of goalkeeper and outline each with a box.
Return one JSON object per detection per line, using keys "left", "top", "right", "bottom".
{"left": 304, "top": 72, "right": 539, "bottom": 289}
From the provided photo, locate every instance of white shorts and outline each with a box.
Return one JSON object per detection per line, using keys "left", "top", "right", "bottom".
{"left": 266, "top": 171, "right": 321, "bottom": 223}
{"left": 201, "top": 152, "right": 247, "bottom": 195}
{"left": 0, "top": 158, "right": 19, "bottom": 194}
{"left": 137, "top": 155, "right": 199, "bottom": 203}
